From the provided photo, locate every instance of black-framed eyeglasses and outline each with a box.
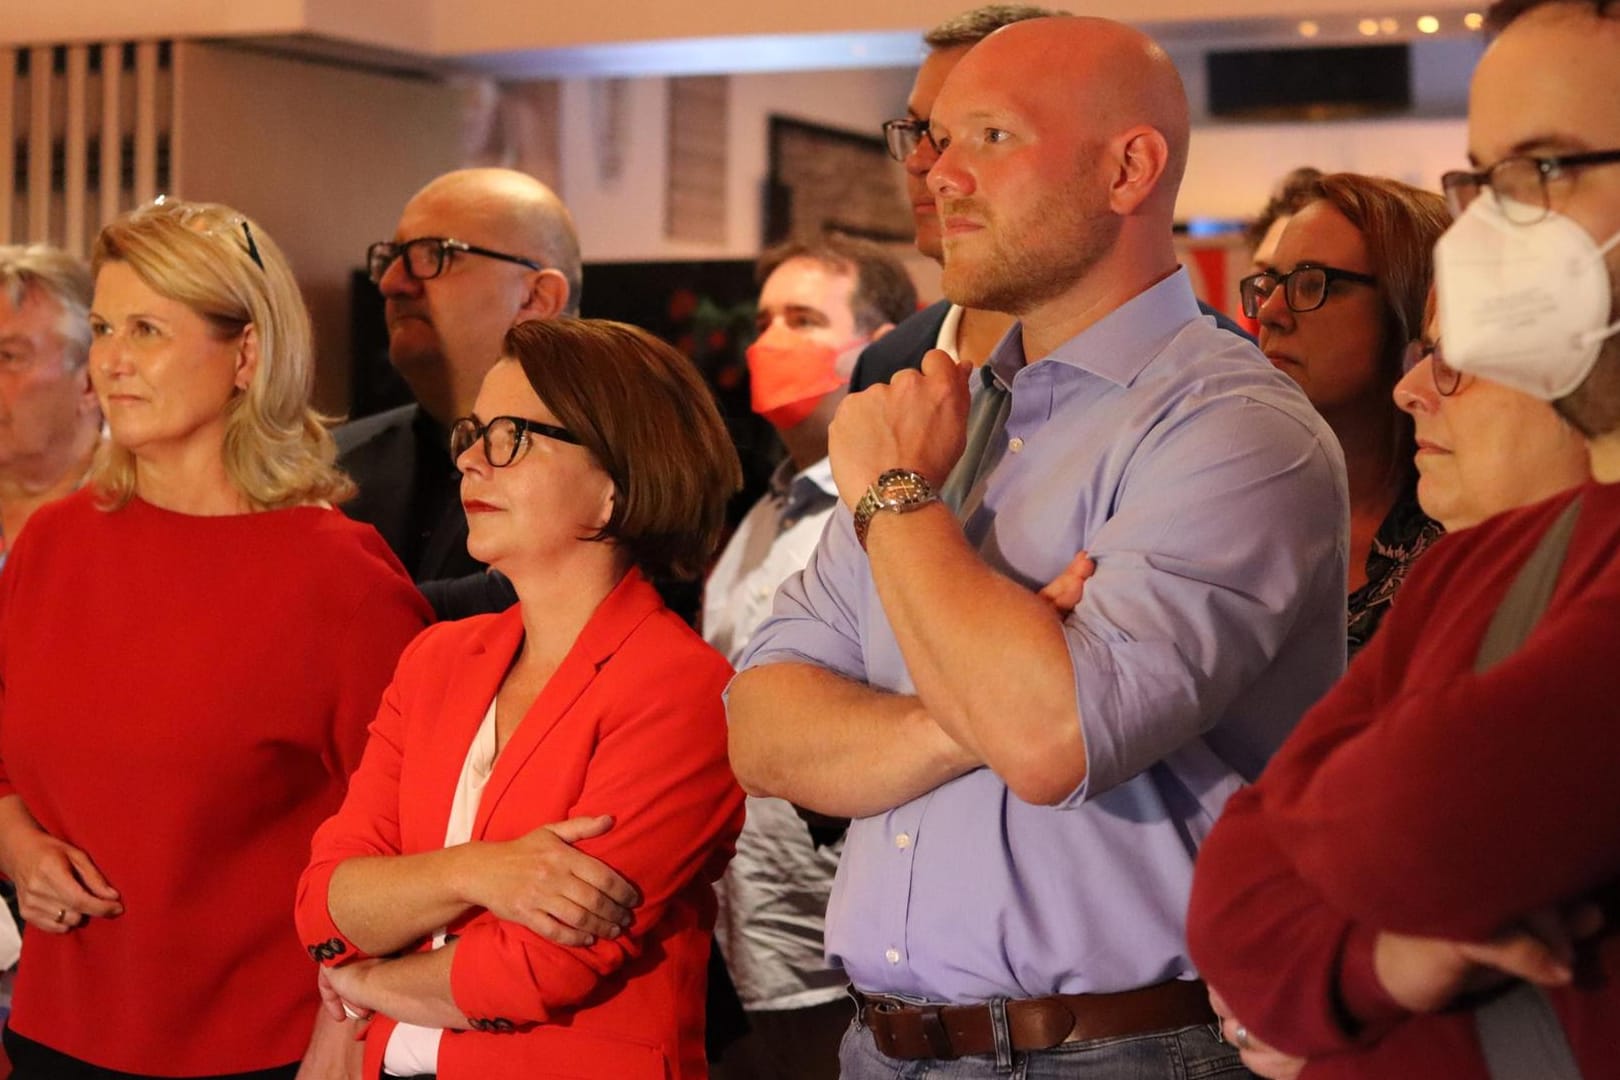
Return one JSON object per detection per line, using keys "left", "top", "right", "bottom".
{"left": 450, "top": 415, "right": 581, "bottom": 468}
{"left": 1441, "top": 149, "right": 1620, "bottom": 225}
{"left": 367, "top": 237, "right": 543, "bottom": 285}
{"left": 881, "top": 118, "right": 938, "bottom": 163}
{"left": 1239, "top": 265, "right": 1378, "bottom": 320}
{"left": 1401, "top": 339, "right": 1470, "bottom": 397}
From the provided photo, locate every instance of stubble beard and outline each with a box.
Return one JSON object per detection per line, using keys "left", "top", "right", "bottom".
{"left": 939, "top": 186, "right": 1121, "bottom": 318}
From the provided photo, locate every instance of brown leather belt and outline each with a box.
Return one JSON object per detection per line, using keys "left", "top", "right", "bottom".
{"left": 851, "top": 979, "right": 1215, "bottom": 1061}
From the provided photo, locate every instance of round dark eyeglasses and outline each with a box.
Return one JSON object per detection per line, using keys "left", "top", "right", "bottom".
{"left": 881, "top": 118, "right": 939, "bottom": 163}
{"left": 450, "top": 415, "right": 581, "bottom": 468}
{"left": 1401, "top": 339, "right": 1469, "bottom": 398}
{"left": 1239, "top": 265, "right": 1378, "bottom": 320}
{"left": 367, "top": 237, "right": 543, "bottom": 285}
{"left": 1441, "top": 148, "right": 1620, "bottom": 226}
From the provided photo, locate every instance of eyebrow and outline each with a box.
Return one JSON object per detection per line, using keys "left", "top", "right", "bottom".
{"left": 1469, "top": 132, "right": 1592, "bottom": 166}
{"left": 87, "top": 311, "right": 170, "bottom": 326}
{"left": 760, "top": 304, "right": 831, "bottom": 324}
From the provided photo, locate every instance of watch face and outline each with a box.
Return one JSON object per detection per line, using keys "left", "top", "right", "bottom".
{"left": 876, "top": 469, "right": 933, "bottom": 508}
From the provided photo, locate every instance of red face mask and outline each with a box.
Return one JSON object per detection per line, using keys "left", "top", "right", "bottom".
{"left": 745, "top": 336, "right": 861, "bottom": 430}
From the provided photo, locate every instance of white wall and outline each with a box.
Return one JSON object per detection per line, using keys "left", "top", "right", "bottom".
{"left": 1181, "top": 116, "right": 1467, "bottom": 220}
{"left": 558, "top": 67, "right": 915, "bottom": 263}
{"left": 174, "top": 42, "right": 461, "bottom": 412}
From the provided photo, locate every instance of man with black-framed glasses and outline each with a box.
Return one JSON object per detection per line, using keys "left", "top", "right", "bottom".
{"left": 337, "top": 168, "right": 582, "bottom": 616}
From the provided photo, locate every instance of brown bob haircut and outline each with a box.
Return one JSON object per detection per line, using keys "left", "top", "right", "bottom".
{"left": 503, "top": 318, "right": 743, "bottom": 581}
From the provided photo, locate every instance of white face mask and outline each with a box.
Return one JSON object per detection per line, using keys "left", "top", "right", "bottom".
{"left": 1435, "top": 194, "right": 1620, "bottom": 401}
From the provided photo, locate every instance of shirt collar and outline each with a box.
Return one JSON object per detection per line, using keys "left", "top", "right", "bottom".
{"left": 985, "top": 266, "right": 1203, "bottom": 390}
{"left": 935, "top": 303, "right": 966, "bottom": 362}
{"left": 770, "top": 456, "right": 839, "bottom": 518}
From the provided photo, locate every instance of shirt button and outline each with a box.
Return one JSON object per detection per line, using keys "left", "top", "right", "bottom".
{"left": 1008, "top": 436, "right": 1026, "bottom": 453}
{"left": 895, "top": 833, "right": 911, "bottom": 849}
{"left": 885, "top": 948, "right": 901, "bottom": 964}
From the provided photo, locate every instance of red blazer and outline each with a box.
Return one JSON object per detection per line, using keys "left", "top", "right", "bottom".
{"left": 296, "top": 570, "right": 743, "bottom": 1079}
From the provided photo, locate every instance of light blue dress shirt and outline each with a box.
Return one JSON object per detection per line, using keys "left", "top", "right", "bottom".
{"left": 735, "top": 269, "right": 1349, "bottom": 1003}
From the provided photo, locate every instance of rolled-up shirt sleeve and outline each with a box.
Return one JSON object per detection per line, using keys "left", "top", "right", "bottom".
{"left": 1061, "top": 395, "right": 1346, "bottom": 803}
{"left": 735, "top": 508, "right": 869, "bottom": 683}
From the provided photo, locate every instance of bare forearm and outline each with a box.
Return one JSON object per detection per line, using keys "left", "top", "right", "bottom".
{"left": 328, "top": 848, "right": 478, "bottom": 956}
{"left": 865, "top": 505, "right": 1086, "bottom": 805}
{"left": 727, "top": 662, "right": 979, "bottom": 818}
{"left": 341, "top": 948, "right": 472, "bottom": 1030}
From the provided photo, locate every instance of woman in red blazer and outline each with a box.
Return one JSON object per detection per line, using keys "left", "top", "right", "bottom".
{"left": 296, "top": 317, "right": 745, "bottom": 1079}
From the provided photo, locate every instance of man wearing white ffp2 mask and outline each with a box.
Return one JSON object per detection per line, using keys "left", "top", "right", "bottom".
{"left": 1434, "top": 6, "right": 1620, "bottom": 433}
{"left": 1436, "top": 185, "right": 1620, "bottom": 401}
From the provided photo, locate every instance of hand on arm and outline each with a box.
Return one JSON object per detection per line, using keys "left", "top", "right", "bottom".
{"left": 1038, "top": 551, "right": 1095, "bottom": 616}
{"left": 830, "top": 351, "right": 1086, "bottom": 806}
{"left": 727, "top": 550, "right": 1092, "bottom": 817}
{"left": 327, "top": 815, "right": 638, "bottom": 955}
{"left": 1372, "top": 904, "right": 1604, "bottom": 1013}
{"left": 0, "top": 794, "right": 121, "bottom": 931}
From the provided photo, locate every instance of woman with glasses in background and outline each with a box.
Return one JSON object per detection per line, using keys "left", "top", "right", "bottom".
{"left": 297, "top": 318, "right": 745, "bottom": 1079}
{"left": 1240, "top": 172, "right": 1450, "bottom": 653}
{"left": 0, "top": 200, "right": 430, "bottom": 1077}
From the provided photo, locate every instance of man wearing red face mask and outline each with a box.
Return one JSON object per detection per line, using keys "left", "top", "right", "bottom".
{"left": 703, "top": 236, "right": 915, "bottom": 1080}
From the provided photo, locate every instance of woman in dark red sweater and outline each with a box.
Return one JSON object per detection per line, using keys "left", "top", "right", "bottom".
{"left": 1188, "top": 2, "right": 1620, "bottom": 1056}
{"left": 0, "top": 201, "right": 429, "bottom": 1077}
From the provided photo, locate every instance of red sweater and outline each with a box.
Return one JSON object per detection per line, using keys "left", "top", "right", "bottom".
{"left": 1188, "top": 481, "right": 1620, "bottom": 1078}
{"left": 0, "top": 490, "right": 429, "bottom": 1075}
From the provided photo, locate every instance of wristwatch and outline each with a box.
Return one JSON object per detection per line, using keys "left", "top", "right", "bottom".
{"left": 852, "top": 469, "right": 939, "bottom": 550}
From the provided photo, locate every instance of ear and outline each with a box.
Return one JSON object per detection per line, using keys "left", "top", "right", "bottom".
{"left": 517, "top": 268, "right": 572, "bottom": 322}
{"left": 234, "top": 324, "right": 261, "bottom": 392}
{"left": 1107, "top": 125, "right": 1170, "bottom": 216}
{"left": 75, "top": 362, "right": 99, "bottom": 418}
{"left": 593, "top": 476, "right": 617, "bottom": 532}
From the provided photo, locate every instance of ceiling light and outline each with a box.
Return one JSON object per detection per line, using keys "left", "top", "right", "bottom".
{"left": 1358, "top": 18, "right": 1380, "bottom": 35}
{"left": 1464, "top": 11, "right": 1485, "bottom": 29}
{"left": 1417, "top": 15, "right": 1440, "bottom": 32}
{"left": 1298, "top": 20, "right": 1320, "bottom": 37}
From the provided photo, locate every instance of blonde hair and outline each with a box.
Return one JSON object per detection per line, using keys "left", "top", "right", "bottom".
{"left": 88, "top": 199, "right": 352, "bottom": 509}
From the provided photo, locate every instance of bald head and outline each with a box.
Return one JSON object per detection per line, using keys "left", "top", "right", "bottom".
{"left": 955, "top": 18, "right": 1189, "bottom": 215}
{"left": 406, "top": 168, "right": 582, "bottom": 314}
{"left": 380, "top": 168, "right": 582, "bottom": 423}
{"left": 925, "top": 17, "right": 1190, "bottom": 332}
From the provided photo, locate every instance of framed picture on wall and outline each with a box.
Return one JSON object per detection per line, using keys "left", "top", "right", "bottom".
{"left": 764, "top": 115, "right": 912, "bottom": 246}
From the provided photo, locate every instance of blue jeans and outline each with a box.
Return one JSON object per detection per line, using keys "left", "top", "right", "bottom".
{"left": 837, "top": 1016, "right": 1251, "bottom": 1079}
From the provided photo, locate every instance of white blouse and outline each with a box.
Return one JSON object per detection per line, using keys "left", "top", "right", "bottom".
{"left": 383, "top": 696, "right": 500, "bottom": 1075}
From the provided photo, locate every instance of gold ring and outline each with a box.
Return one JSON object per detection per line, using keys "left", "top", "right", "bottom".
{"left": 54, "top": 907, "right": 66, "bottom": 923}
